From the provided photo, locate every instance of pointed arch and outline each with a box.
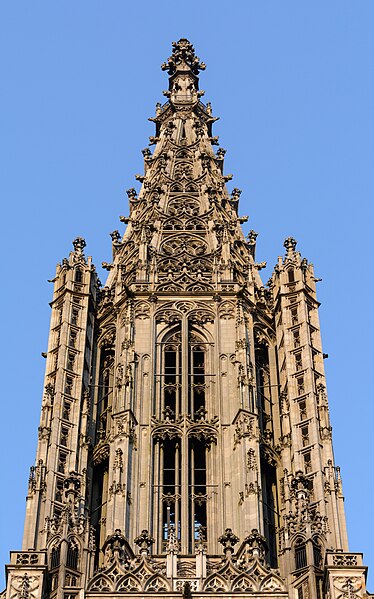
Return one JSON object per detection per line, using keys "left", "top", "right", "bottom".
{"left": 293, "top": 535, "right": 308, "bottom": 571}
{"left": 312, "top": 534, "right": 324, "bottom": 569}
{"left": 144, "top": 573, "right": 171, "bottom": 592}
{"left": 203, "top": 573, "right": 228, "bottom": 593}
{"left": 115, "top": 573, "right": 142, "bottom": 593}
{"left": 259, "top": 572, "right": 286, "bottom": 592}
{"left": 231, "top": 573, "right": 257, "bottom": 593}
{"left": 168, "top": 195, "right": 200, "bottom": 215}
{"left": 87, "top": 572, "right": 114, "bottom": 593}
{"left": 74, "top": 266, "right": 83, "bottom": 283}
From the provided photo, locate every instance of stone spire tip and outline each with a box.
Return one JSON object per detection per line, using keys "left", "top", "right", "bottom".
{"left": 161, "top": 38, "right": 206, "bottom": 76}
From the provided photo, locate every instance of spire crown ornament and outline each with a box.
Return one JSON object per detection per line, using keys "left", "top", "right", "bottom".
{"left": 161, "top": 38, "right": 206, "bottom": 76}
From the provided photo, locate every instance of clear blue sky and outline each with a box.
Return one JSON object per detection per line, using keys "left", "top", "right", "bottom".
{"left": 1, "top": 0, "right": 373, "bottom": 589}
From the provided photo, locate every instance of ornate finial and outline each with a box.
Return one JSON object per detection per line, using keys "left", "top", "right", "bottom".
{"left": 216, "top": 148, "right": 226, "bottom": 160}
{"left": 242, "top": 529, "right": 268, "bottom": 561}
{"left": 284, "top": 237, "right": 297, "bottom": 258}
{"left": 231, "top": 188, "right": 242, "bottom": 201}
{"left": 134, "top": 529, "right": 155, "bottom": 555}
{"left": 247, "top": 230, "right": 258, "bottom": 244}
{"left": 161, "top": 38, "right": 206, "bottom": 75}
{"left": 195, "top": 526, "right": 207, "bottom": 553}
{"left": 291, "top": 470, "right": 310, "bottom": 499}
{"left": 63, "top": 471, "right": 81, "bottom": 501}
{"left": 218, "top": 528, "right": 239, "bottom": 558}
{"left": 110, "top": 230, "right": 121, "bottom": 243}
{"left": 19, "top": 573, "right": 31, "bottom": 599}
{"left": 166, "top": 525, "right": 179, "bottom": 553}
{"left": 126, "top": 188, "right": 138, "bottom": 199}
{"left": 72, "top": 237, "right": 86, "bottom": 255}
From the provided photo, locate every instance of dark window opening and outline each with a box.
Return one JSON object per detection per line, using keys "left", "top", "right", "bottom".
{"left": 65, "top": 376, "right": 73, "bottom": 396}
{"left": 163, "top": 341, "right": 181, "bottom": 416}
{"left": 293, "top": 329, "right": 301, "bottom": 348}
{"left": 62, "top": 401, "right": 72, "bottom": 421}
{"left": 261, "top": 458, "right": 278, "bottom": 568}
{"left": 162, "top": 438, "right": 181, "bottom": 540}
{"left": 66, "top": 544, "right": 79, "bottom": 570}
{"left": 71, "top": 308, "right": 79, "bottom": 326}
{"left": 97, "top": 350, "right": 114, "bottom": 436}
{"left": 299, "top": 400, "right": 307, "bottom": 420}
{"left": 291, "top": 307, "right": 298, "bottom": 325}
{"left": 189, "top": 439, "right": 207, "bottom": 552}
{"left": 57, "top": 452, "right": 67, "bottom": 474}
{"left": 295, "top": 541, "right": 307, "bottom": 570}
{"left": 189, "top": 345, "right": 206, "bottom": 417}
{"left": 295, "top": 353, "right": 303, "bottom": 371}
{"left": 51, "top": 545, "right": 61, "bottom": 569}
{"left": 60, "top": 427, "right": 69, "bottom": 447}
{"left": 304, "top": 452, "right": 312, "bottom": 474}
{"left": 313, "top": 541, "right": 322, "bottom": 568}
{"left": 255, "top": 343, "right": 272, "bottom": 436}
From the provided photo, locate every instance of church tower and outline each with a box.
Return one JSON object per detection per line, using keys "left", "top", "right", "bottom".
{"left": 4, "top": 39, "right": 370, "bottom": 599}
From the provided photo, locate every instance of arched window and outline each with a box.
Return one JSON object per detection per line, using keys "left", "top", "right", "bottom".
{"left": 295, "top": 539, "right": 307, "bottom": 570}
{"left": 288, "top": 268, "right": 295, "bottom": 283}
{"left": 97, "top": 349, "right": 114, "bottom": 435}
{"left": 189, "top": 437, "right": 207, "bottom": 549}
{"left": 161, "top": 438, "right": 181, "bottom": 542}
{"left": 189, "top": 338, "right": 206, "bottom": 418}
{"left": 163, "top": 331, "right": 182, "bottom": 417}
{"left": 313, "top": 538, "right": 323, "bottom": 568}
{"left": 74, "top": 268, "right": 83, "bottom": 283}
{"left": 153, "top": 322, "right": 213, "bottom": 553}
{"left": 66, "top": 541, "right": 79, "bottom": 570}
{"left": 50, "top": 545, "right": 61, "bottom": 569}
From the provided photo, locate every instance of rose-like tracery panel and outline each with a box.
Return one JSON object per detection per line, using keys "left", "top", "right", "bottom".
{"left": 168, "top": 197, "right": 200, "bottom": 216}
{"left": 161, "top": 235, "right": 207, "bottom": 256}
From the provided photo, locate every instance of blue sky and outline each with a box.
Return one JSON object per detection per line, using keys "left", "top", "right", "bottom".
{"left": 0, "top": 0, "right": 373, "bottom": 589}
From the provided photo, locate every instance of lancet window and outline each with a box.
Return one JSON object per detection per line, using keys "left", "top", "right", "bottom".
{"left": 256, "top": 339, "right": 279, "bottom": 566}
{"left": 153, "top": 323, "right": 212, "bottom": 553}
{"left": 156, "top": 325, "right": 210, "bottom": 419}
{"left": 163, "top": 333, "right": 182, "bottom": 417}
{"left": 189, "top": 336, "right": 206, "bottom": 418}
{"left": 255, "top": 342, "right": 272, "bottom": 436}
{"left": 188, "top": 437, "right": 207, "bottom": 549}
{"left": 97, "top": 348, "right": 114, "bottom": 436}
{"left": 295, "top": 539, "right": 307, "bottom": 570}
{"left": 74, "top": 267, "right": 83, "bottom": 283}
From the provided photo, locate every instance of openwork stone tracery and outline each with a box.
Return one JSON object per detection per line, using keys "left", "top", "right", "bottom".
{"left": 4, "top": 38, "right": 370, "bottom": 599}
